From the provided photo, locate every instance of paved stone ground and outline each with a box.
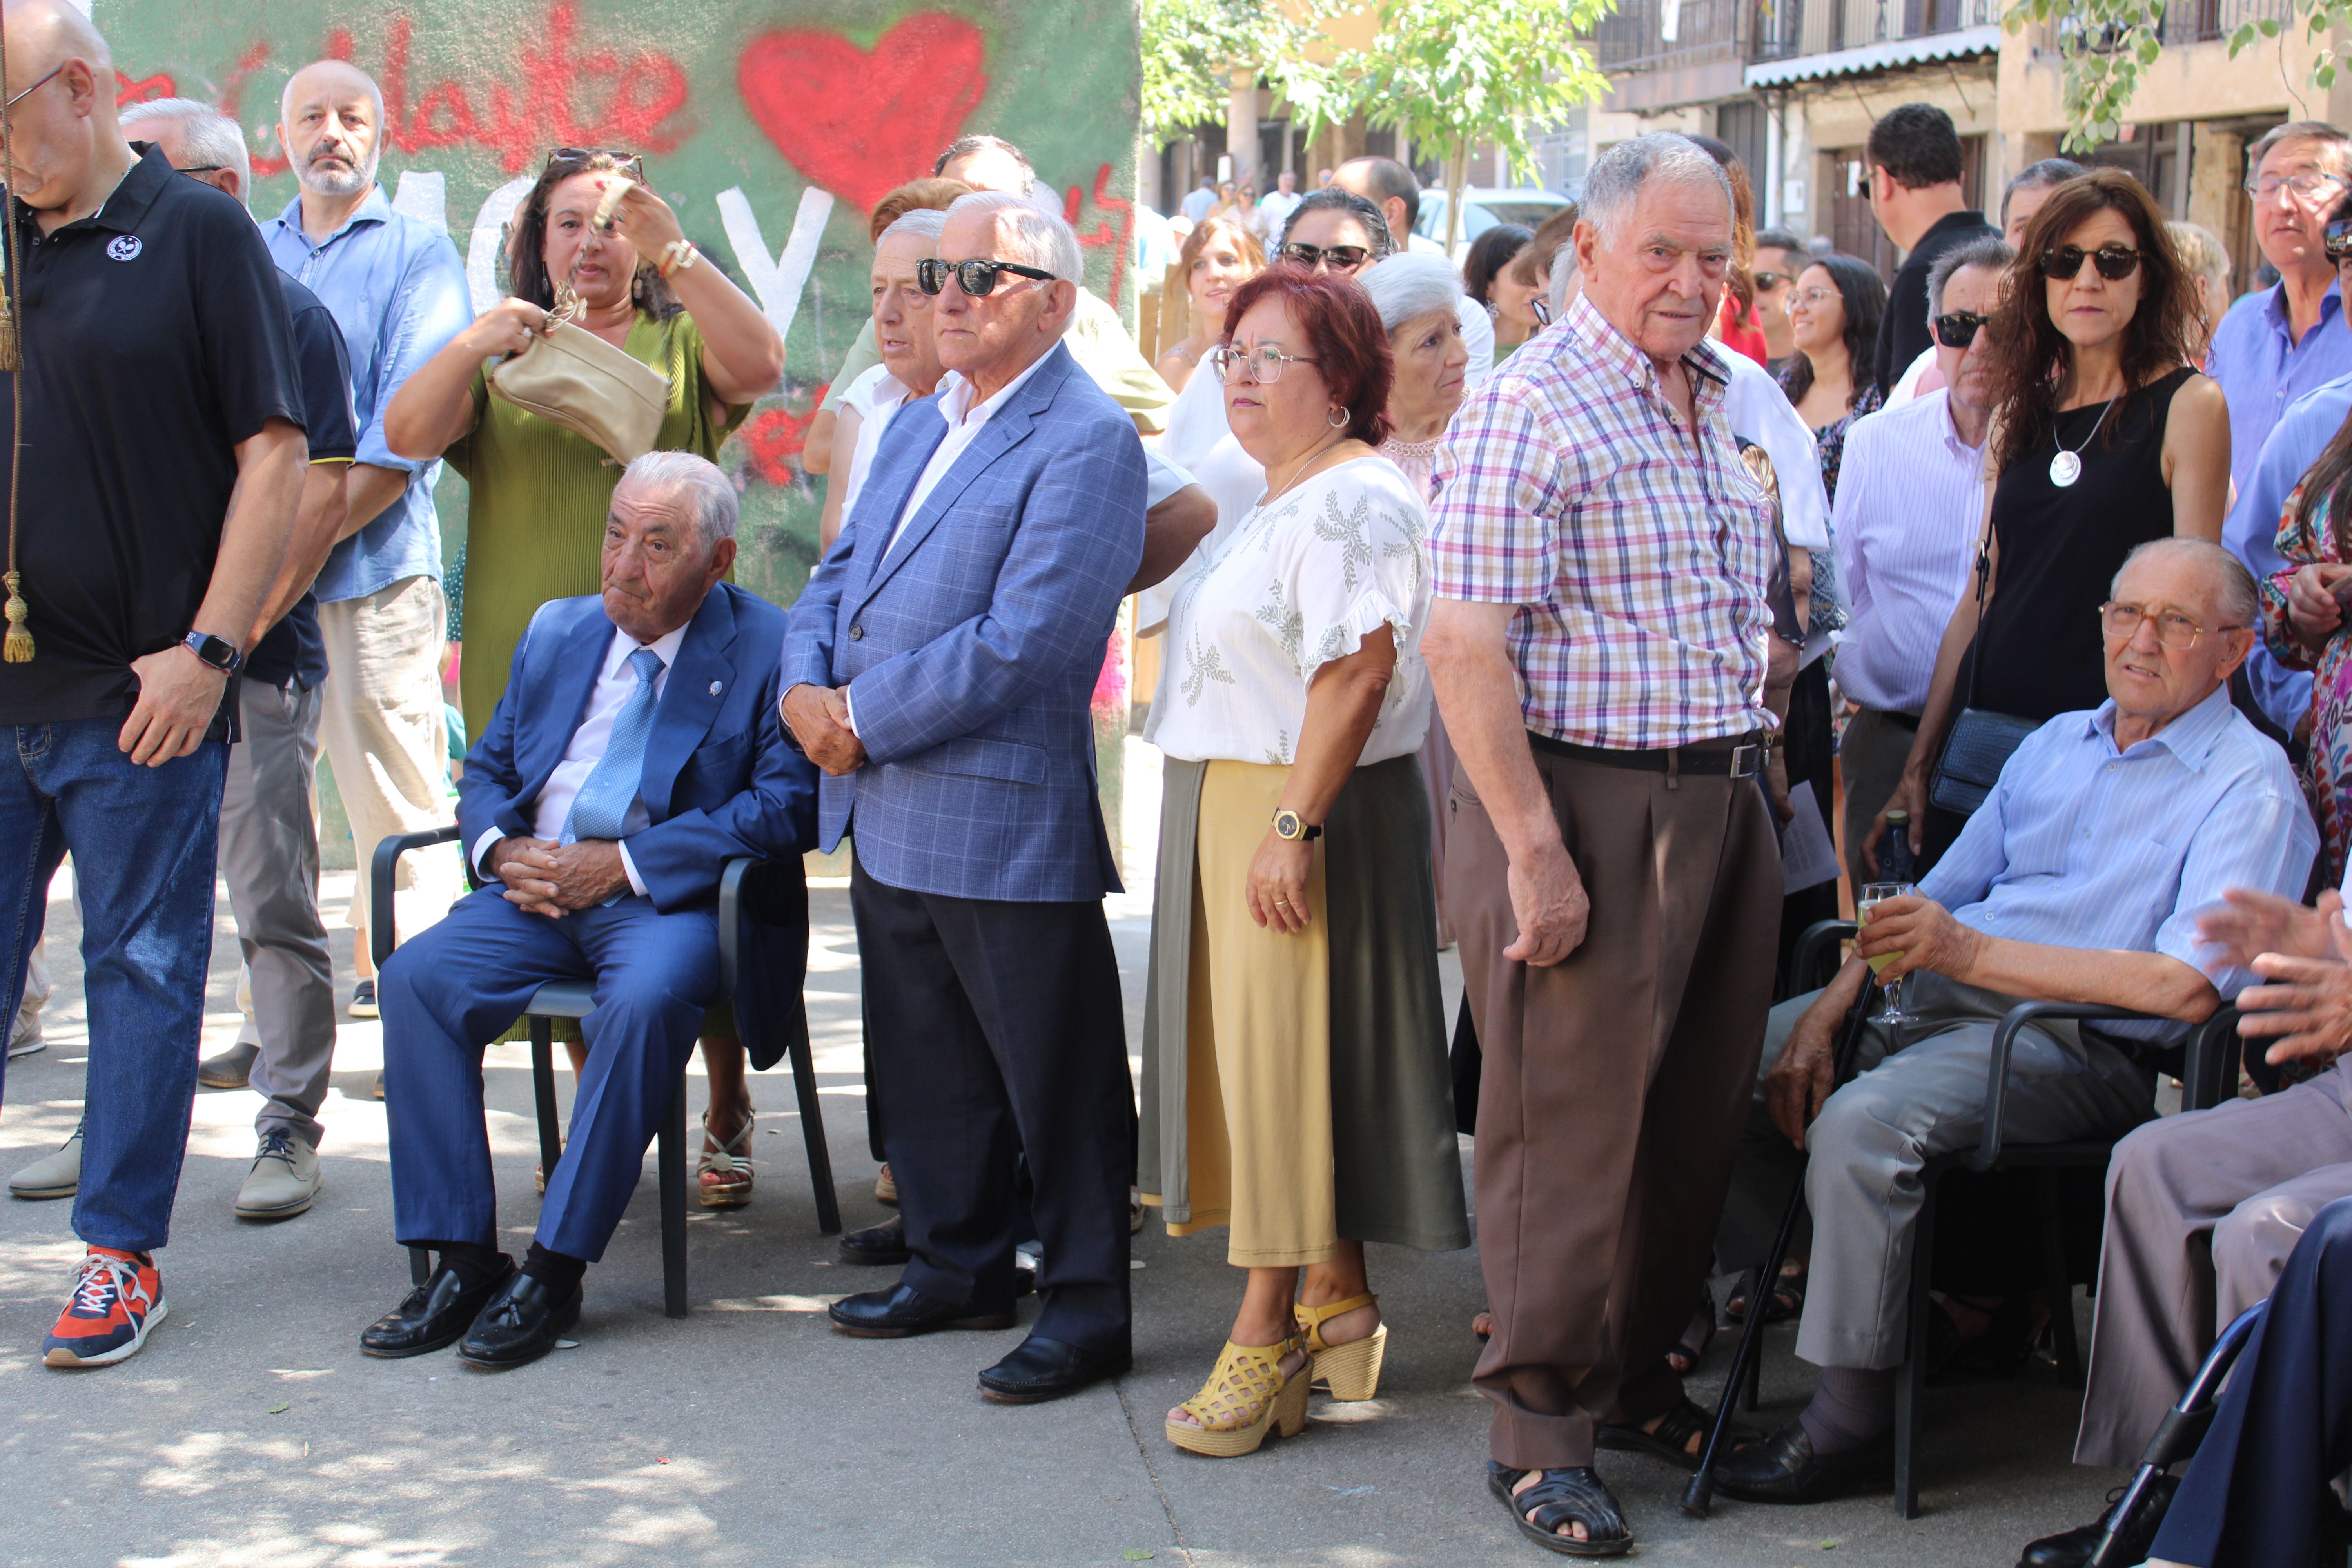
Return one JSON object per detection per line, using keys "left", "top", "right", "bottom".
{"left": 0, "top": 837, "right": 2131, "bottom": 1567}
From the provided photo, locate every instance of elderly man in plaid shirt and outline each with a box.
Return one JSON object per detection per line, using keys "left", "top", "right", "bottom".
{"left": 1423, "top": 133, "right": 1783, "bottom": 1556}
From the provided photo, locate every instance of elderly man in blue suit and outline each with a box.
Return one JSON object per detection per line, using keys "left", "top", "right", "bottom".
{"left": 361, "top": 452, "right": 816, "bottom": 1370}
{"left": 781, "top": 190, "right": 1147, "bottom": 1404}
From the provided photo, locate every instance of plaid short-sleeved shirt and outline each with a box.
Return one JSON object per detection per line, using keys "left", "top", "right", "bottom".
{"left": 1429, "top": 291, "right": 1776, "bottom": 750}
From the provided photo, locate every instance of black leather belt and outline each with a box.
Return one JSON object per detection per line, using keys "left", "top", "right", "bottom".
{"left": 1877, "top": 709, "right": 1922, "bottom": 732}
{"left": 1528, "top": 730, "right": 1768, "bottom": 779}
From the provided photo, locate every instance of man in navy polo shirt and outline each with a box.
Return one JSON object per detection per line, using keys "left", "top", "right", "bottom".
{"left": 0, "top": 0, "right": 305, "bottom": 1368}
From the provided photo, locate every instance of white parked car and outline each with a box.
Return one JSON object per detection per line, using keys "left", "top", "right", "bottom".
{"left": 1412, "top": 187, "right": 1575, "bottom": 260}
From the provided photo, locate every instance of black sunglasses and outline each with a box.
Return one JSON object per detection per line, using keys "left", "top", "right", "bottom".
{"left": 1279, "top": 241, "right": 1372, "bottom": 272}
{"left": 1753, "top": 269, "right": 1791, "bottom": 291}
{"left": 2040, "top": 244, "right": 2141, "bottom": 282}
{"left": 1933, "top": 310, "right": 1991, "bottom": 348}
{"left": 916, "top": 256, "right": 1058, "bottom": 298}
{"left": 2327, "top": 215, "right": 2352, "bottom": 260}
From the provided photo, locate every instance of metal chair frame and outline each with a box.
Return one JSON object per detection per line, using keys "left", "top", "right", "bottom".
{"left": 371, "top": 826, "right": 840, "bottom": 1320}
{"left": 1701, "top": 920, "right": 2242, "bottom": 1518}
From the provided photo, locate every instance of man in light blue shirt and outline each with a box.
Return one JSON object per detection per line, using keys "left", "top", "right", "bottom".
{"left": 1178, "top": 176, "right": 1216, "bottom": 225}
{"left": 2226, "top": 370, "right": 2352, "bottom": 734}
{"left": 2212, "top": 123, "right": 2352, "bottom": 735}
{"left": 1711, "top": 538, "right": 2316, "bottom": 1504}
{"left": 265, "top": 59, "right": 470, "bottom": 1012}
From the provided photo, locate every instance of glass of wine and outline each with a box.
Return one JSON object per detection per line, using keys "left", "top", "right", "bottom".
{"left": 1858, "top": 880, "right": 1919, "bottom": 1027}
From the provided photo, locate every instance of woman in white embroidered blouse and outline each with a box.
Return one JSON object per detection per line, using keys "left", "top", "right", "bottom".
{"left": 1139, "top": 264, "right": 1467, "bottom": 1460}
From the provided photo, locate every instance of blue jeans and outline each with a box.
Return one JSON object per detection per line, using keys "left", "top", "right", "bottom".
{"left": 0, "top": 717, "right": 228, "bottom": 1252}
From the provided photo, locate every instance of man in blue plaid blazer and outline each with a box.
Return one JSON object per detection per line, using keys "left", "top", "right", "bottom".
{"left": 781, "top": 191, "right": 1147, "bottom": 1404}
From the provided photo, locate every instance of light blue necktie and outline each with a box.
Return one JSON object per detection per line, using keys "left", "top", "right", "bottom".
{"left": 563, "top": 648, "right": 664, "bottom": 869}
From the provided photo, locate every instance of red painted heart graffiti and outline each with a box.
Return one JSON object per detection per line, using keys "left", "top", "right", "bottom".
{"left": 737, "top": 13, "right": 987, "bottom": 213}
{"left": 735, "top": 383, "right": 831, "bottom": 487}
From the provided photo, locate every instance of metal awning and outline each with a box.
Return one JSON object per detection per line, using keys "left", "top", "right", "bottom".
{"left": 1744, "top": 24, "right": 2001, "bottom": 89}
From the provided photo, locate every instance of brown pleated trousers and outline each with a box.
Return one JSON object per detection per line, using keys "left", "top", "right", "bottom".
{"left": 1449, "top": 740, "right": 1782, "bottom": 1469}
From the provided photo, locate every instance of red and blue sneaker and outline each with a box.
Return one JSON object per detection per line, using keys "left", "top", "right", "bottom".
{"left": 42, "top": 1247, "right": 167, "bottom": 1367}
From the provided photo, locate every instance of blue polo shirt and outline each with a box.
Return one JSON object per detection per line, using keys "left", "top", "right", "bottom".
{"left": 265, "top": 185, "right": 471, "bottom": 605}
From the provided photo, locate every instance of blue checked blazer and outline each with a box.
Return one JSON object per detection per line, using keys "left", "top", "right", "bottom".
{"left": 780, "top": 339, "right": 1147, "bottom": 902}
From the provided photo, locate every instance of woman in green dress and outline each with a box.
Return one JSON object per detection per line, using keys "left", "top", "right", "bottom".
{"left": 386, "top": 148, "right": 784, "bottom": 1207}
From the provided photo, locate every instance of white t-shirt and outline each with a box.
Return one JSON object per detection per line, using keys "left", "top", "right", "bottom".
{"left": 835, "top": 363, "right": 919, "bottom": 527}
{"left": 1146, "top": 455, "right": 1432, "bottom": 766}
{"left": 1140, "top": 368, "right": 1267, "bottom": 634}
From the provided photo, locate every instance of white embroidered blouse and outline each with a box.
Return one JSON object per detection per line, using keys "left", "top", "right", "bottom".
{"left": 1145, "top": 454, "right": 1434, "bottom": 767}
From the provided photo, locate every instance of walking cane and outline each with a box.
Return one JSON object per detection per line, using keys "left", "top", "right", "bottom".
{"left": 1681, "top": 973, "right": 1880, "bottom": 1518}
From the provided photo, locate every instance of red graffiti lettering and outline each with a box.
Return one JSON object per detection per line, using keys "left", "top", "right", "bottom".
{"left": 1063, "top": 164, "right": 1134, "bottom": 310}
{"left": 215, "top": 44, "right": 285, "bottom": 177}
{"left": 737, "top": 13, "right": 986, "bottom": 214}
{"left": 194, "top": 2, "right": 690, "bottom": 184}
{"left": 735, "top": 382, "right": 831, "bottom": 486}
{"left": 114, "top": 71, "right": 174, "bottom": 108}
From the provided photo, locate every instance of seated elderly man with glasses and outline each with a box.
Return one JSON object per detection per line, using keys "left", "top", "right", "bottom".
{"left": 1713, "top": 537, "right": 2316, "bottom": 1505}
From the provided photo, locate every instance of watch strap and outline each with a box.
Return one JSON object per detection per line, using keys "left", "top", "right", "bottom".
{"left": 181, "top": 630, "right": 243, "bottom": 675}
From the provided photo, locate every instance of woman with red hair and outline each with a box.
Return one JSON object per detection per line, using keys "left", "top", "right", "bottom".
{"left": 1138, "top": 263, "right": 1470, "bottom": 1457}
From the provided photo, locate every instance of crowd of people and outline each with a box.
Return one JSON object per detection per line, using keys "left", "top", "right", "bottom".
{"left": 7, "top": 0, "right": 2352, "bottom": 1553}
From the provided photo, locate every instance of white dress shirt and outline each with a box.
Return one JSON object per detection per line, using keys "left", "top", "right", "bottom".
{"left": 471, "top": 622, "right": 688, "bottom": 897}
{"left": 1719, "top": 350, "right": 1831, "bottom": 551}
{"left": 1830, "top": 388, "right": 1987, "bottom": 715}
{"left": 835, "top": 363, "right": 918, "bottom": 527}
{"left": 884, "top": 350, "right": 1058, "bottom": 557}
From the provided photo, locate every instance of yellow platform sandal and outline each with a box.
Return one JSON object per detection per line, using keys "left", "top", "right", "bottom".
{"left": 1296, "top": 1292, "right": 1387, "bottom": 1401}
{"left": 1165, "top": 1337, "right": 1312, "bottom": 1457}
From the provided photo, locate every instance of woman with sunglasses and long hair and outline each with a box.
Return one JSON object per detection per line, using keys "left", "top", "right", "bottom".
{"left": 1875, "top": 168, "right": 2229, "bottom": 867}
{"left": 384, "top": 147, "right": 783, "bottom": 1205}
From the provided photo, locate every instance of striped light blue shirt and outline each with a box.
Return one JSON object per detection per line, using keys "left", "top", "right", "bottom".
{"left": 1922, "top": 682, "right": 2316, "bottom": 998}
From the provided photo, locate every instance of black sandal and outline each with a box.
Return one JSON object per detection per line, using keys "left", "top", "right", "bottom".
{"left": 1596, "top": 1395, "right": 1753, "bottom": 1472}
{"left": 1486, "top": 1462, "right": 1633, "bottom": 1558}
{"left": 1726, "top": 1260, "right": 1808, "bottom": 1325}
{"left": 1665, "top": 1292, "right": 1715, "bottom": 1376}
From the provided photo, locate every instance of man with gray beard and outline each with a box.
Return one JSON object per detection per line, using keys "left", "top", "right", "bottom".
{"left": 263, "top": 60, "right": 472, "bottom": 1021}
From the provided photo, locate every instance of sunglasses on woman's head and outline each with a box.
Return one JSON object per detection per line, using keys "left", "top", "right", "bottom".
{"left": 2039, "top": 244, "right": 2141, "bottom": 281}
{"left": 1279, "top": 241, "right": 1371, "bottom": 272}
{"left": 547, "top": 147, "right": 644, "bottom": 181}
{"left": 1933, "top": 311, "right": 1991, "bottom": 348}
{"left": 2327, "top": 216, "right": 2352, "bottom": 261}
{"left": 915, "top": 256, "right": 1058, "bottom": 298}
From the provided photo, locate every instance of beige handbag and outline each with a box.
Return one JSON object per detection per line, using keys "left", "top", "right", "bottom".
{"left": 488, "top": 177, "right": 673, "bottom": 463}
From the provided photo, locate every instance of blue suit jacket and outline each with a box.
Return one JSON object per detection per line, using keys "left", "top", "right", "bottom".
{"left": 780, "top": 339, "right": 1147, "bottom": 902}
{"left": 461, "top": 583, "right": 818, "bottom": 909}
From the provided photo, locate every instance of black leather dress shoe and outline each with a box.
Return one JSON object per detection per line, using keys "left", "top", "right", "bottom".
{"left": 2016, "top": 1475, "right": 2178, "bottom": 1568}
{"left": 361, "top": 1256, "right": 515, "bottom": 1358}
{"left": 828, "top": 1281, "right": 1014, "bottom": 1338}
{"left": 456, "top": 1271, "right": 581, "bottom": 1370}
{"left": 1711, "top": 1419, "right": 1887, "bottom": 1504}
{"left": 978, "top": 1332, "right": 1132, "bottom": 1404}
{"left": 839, "top": 1216, "right": 911, "bottom": 1265}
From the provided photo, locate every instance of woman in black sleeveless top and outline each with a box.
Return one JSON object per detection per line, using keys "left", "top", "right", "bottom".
{"left": 1870, "top": 168, "right": 2230, "bottom": 869}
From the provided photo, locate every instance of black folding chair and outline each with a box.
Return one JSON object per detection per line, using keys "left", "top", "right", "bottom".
{"left": 1686, "top": 920, "right": 2244, "bottom": 1519}
{"left": 370, "top": 826, "right": 840, "bottom": 1319}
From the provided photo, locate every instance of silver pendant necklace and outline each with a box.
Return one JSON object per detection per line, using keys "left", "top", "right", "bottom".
{"left": 2048, "top": 396, "right": 2116, "bottom": 488}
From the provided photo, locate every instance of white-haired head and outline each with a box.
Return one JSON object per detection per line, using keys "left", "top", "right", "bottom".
{"left": 944, "top": 189, "right": 1083, "bottom": 284}
{"left": 878, "top": 207, "right": 948, "bottom": 248}
{"left": 120, "top": 96, "right": 252, "bottom": 206}
{"left": 2112, "top": 536, "right": 2259, "bottom": 630}
{"left": 278, "top": 59, "right": 385, "bottom": 198}
{"left": 620, "top": 451, "right": 738, "bottom": 550}
{"left": 1579, "top": 133, "right": 1733, "bottom": 247}
{"left": 1359, "top": 250, "right": 1461, "bottom": 333}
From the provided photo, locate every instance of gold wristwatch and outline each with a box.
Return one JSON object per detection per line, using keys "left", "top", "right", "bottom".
{"left": 1272, "top": 809, "right": 1322, "bottom": 842}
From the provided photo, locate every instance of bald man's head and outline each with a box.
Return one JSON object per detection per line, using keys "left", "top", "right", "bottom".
{"left": 0, "top": 0, "right": 131, "bottom": 216}
{"left": 3, "top": 0, "right": 111, "bottom": 88}
{"left": 279, "top": 60, "right": 383, "bottom": 201}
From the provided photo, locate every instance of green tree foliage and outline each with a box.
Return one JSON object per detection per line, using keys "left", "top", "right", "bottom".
{"left": 2004, "top": 0, "right": 2348, "bottom": 151}
{"left": 1303, "top": 0, "right": 1615, "bottom": 251}
{"left": 1140, "top": 0, "right": 1334, "bottom": 149}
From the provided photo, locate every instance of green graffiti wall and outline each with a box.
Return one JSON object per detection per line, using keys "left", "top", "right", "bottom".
{"left": 93, "top": 0, "right": 1142, "bottom": 610}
